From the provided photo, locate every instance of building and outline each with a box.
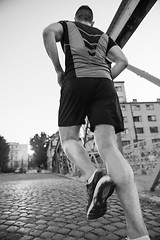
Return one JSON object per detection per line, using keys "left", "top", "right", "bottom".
{"left": 8, "top": 142, "right": 28, "bottom": 169}
{"left": 114, "top": 81, "right": 160, "bottom": 148}
{"left": 114, "top": 81, "right": 127, "bottom": 103}
{"left": 121, "top": 99, "right": 160, "bottom": 147}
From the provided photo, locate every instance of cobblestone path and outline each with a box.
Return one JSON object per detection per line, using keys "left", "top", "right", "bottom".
{"left": 0, "top": 173, "right": 160, "bottom": 240}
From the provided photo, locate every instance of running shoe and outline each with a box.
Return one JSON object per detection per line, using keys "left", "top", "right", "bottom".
{"left": 86, "top": 170, "right": 115, "bottom": 220}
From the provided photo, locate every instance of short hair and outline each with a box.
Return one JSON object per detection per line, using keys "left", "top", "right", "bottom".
{"left": 75, "top": 5, "right": 93, "bottom": 23}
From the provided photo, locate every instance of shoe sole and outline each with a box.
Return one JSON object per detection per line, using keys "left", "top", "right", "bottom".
{"left": 87, "top": 175, "right": 114, "bottom": 219}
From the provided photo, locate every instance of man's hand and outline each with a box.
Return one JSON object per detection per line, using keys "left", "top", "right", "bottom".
{"left": 57, "top": 71, "right": 65, "bottom": 87}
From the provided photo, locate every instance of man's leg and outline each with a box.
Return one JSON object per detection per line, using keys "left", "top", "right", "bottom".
{"left": 59, "top": 125, "right": 115, "bottom": 220}
{"left": 59, "top": 125, "right": 96, "bottom": 180}
{"left": 94, "top": 125, "right": 149, "bottom": 240}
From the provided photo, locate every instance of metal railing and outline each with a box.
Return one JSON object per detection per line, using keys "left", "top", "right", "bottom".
{"left": 123, "top": 138, "right": 160, "bottom": 175}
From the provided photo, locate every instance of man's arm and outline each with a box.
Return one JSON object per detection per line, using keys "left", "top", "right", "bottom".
{"left": 43, "top": 23, "right": 64, "bottom": 86}
{"left": 107, "top": 45, "right": 128, "bottom": 80}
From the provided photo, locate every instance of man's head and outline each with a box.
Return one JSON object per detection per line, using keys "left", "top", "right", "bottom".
{"left": 75, "top": 5, "right": 94, "bottom": 26}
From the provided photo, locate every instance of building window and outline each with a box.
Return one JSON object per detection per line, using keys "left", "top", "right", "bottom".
{"left": 146, "top": 104, "right": 154, "bottom": 110}
{"left": 139, "top": 140, "right": 146, "bottom": 146}
{"left": 123, "top": 116, "right": 127, "bottom": 122}
{"left": 135, "top": 127, "right": 144, "bottom": 134}
{"left": 133, "top": 116, "right": 142, "bottom": 122}
{"left": 132, "top": 99, "right": 137, "bottom": 102}
{"left": 115, "top": 86, "right": 122, "bottom": 91}
{"left": 121, "top": 105, "right": 126, "bottom": 111}
{"left": 132, "top": 104, "right": 140, "bottom": 110}
{"left": 150, "top": 127, "right": 158, "bottom": 133}
{"left": 122, "top": 140, "right": 130, "bottom": 146}
{"left": 148, "top": 115, "right": 156, "bottom": 121}
{"left": 121, "top": 128, "right": 129, "bottom": 134}
{"left": 119, "top": 96, "right": 124, "bottom": 103}
{"left": 152, "top": 138, "right": 160, "bottom": 143}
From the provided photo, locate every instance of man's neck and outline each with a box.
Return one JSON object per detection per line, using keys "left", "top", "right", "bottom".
{"left": 76, "top": 20, "right": 92, "bottom": 26}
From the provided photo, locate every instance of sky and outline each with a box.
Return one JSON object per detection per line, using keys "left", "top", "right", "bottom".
{"left": 0, "top": 0, "right": 160, "bottom": 146}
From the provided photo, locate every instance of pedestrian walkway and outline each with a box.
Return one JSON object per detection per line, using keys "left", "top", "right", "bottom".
{"left": 0, "top": 173, "right": 160, "bottom": 240}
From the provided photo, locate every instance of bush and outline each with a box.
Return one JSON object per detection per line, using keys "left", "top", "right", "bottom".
{"left": 2, "top": 167, "right": 15, "bottom": 173}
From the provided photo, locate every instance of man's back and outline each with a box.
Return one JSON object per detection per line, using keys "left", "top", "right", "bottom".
{"left": 59, "top": 21, "right": 113, "bottom": 79}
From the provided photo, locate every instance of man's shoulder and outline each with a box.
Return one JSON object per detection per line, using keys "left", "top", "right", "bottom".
{"left": 59, "top": 20, "right": 73, "bottom": 24}
{"left": 59, "top": 20, "right": 76, "bottom": 29}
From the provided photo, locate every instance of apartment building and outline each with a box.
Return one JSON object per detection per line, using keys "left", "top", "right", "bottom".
{"left": 8, "top": 142, "right": 28, "bottom": 169}
{"left": 121, "top": 100, "right": 160, "bottom": 147}
{"left": 114, "top": 81, "right": 127, "bottom": 103}
{"left": 114, "top": 81, "right": 160, "bottom": 148}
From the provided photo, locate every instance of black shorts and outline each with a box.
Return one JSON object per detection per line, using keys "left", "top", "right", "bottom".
{"left": 58, "top": 77, "right": 124, "bottom": 133}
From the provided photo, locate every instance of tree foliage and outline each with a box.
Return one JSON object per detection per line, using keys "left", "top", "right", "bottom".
{"left": 0, "top": 135, "right": 10, "bottom": 172}
{"left": 30, "top": 132, "right": 49, "bottom": 169}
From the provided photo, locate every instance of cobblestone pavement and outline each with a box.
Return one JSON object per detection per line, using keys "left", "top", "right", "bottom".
{"left": 0, "top": 173, "right": 160, "bottom": 240}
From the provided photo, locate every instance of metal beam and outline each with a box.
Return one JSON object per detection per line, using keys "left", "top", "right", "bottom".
{"left": 107, "top": 0, "right": 141, "bottom": 42}
{"left": 107, "top": 0, "right": 158, "bottom": 48}
{"left": 106, "top": 0, "right": 160, "bottom": 87}
{"left": 127, "top": 64, "right": 160, "bottom": 87}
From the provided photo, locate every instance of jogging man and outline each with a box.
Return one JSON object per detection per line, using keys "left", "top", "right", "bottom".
{"left": 43, "top": 5, "right": 150, "bottom": 240}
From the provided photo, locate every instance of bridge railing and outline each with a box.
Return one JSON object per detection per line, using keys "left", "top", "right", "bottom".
{"left": 123, "top": 138, "right": 160, "bottom": 175}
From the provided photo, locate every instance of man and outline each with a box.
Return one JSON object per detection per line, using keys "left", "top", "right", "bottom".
{"left": 43, "top": 5, "right": 150, "bottom": 240}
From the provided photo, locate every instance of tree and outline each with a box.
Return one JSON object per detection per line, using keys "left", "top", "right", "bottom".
{"left": 0, "top": 135, "right": 10, "bottom": 172}
{"left": 30, "top": 132, "right": 49, "bottom": 169}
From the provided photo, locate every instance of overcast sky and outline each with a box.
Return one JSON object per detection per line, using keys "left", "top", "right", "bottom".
{"left": 0, "top": 0, "right": 160, "bottom": 145}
